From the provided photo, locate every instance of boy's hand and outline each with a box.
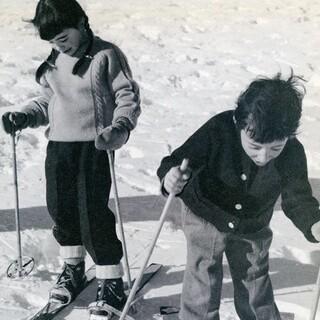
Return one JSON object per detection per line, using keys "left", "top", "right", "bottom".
{"left": 311, "top": 221, "right": 320, "bottom": 242}
{"left": 1, "top": 112, "right": 29, "bottom": 134}
{"left": 95, "top": 121, "right": 129, "bottom": 151}
{"left": 164, "top": 164, "right": 191, "bottom": 195}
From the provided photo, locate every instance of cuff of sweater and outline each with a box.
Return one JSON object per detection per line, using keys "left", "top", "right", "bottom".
{"left": 113, "top": 116, "right": 134, "bottom": 131}
{"left": 19, "top": 109, "right": 38, "bottom": 128}
{"left": 304, "top": 226, "right": 320, "bottom": 243}
{"left": 160, "top": 178, "right": 170, "bottom": 197}
{"left": 116, "top": 118, "right": 131, "bottom": 143}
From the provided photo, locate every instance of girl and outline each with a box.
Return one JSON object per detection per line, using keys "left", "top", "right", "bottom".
{"left": 2, "top": 0, "right": 140, "bottom": 317}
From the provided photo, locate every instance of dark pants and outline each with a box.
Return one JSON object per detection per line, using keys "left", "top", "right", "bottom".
{"left": 181, "top": 206, "right": 281, "bottom": 320}
{"left": 45, "top": 141, "right": 123, "bottom": 265}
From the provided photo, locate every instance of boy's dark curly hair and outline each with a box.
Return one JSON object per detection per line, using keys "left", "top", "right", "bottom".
{"left": 234, "top": 72, "right": 306, "bottom": 143}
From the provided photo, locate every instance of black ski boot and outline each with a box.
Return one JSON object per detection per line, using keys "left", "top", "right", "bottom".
{"left": 49, "top": 261, "right": 86, "bottom": 305}
{"left": 89, "top": 278, "right": 127, "bottom": 319}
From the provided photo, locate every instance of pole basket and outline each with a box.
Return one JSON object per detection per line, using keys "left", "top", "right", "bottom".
{"left": 7, "top": 256, "right": 35, "bottom": 278}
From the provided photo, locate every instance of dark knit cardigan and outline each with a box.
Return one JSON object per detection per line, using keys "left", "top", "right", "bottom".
{"left": 157, "top": 110, "right": 320, "bottom": 242}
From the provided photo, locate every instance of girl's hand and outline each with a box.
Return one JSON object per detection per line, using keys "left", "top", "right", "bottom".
{"left": 1, "top": 112, "right": 29, "bottom": 134}
{"left": 164, "top": 164, "right": 191, "bottom": 195}
{"left": 95, "top": 121, "right": 129, "bottom": 150}
{"left": 311, "top": 220, "right": 320, "bottom": 242}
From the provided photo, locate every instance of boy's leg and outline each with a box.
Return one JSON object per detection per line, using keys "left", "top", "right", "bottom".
{"left": 226, "top": 227, "right": 281, "bottom": 320}
{"left": 181, "top": 206, "right": 227, "bottom": 320}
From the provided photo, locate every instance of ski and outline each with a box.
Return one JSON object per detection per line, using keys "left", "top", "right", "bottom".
{"left": 280, "top": 312, "right": 295, "bottom": 320}
{"left": 27, "top": 265, "right": 96, "bottom": 320}
{"left": 88, "top": 263, "right": 162, "bottom": 320}
{"left": 153, "top": 307, "right": 294, "bottom": 320}
{"left": 89, "top": 303, "right": 135, "bottom": 320}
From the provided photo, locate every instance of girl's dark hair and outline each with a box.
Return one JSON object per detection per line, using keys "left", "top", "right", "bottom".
{"left": 234, "top": 72, "right": 305, "bottom": 143}
{"left": 31, "top": 0, "right": 89, "bottom": 41}
{"left": 30, "top": 0, "right": 93, "bottom": 82}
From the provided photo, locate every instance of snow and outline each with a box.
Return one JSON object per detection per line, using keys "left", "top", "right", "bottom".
{"left": 1, "top": 0, "right": 320, "bottom": 319}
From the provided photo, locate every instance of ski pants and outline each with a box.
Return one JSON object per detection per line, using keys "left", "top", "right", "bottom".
{"left": 180, "top": 205, "right": 281, "bottom": 320}
{"left": 45, "top": 141, "right": 123, "bottom": 267}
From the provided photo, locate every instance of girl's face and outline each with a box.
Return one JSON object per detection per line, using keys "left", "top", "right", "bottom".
{"left": 48, "top": 27, "right": 87, "bottom": 57}
{"left": 240, "top": 129, "right": 288, "bottom": 167}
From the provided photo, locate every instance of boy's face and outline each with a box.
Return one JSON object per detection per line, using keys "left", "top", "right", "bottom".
{"left": 48, "top": 27, "right": 84, "bottom": 57}
{"left": 240, "top": 129, "right": 288, "bottom": 166}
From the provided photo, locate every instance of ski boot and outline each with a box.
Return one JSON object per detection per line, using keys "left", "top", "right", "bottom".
{"left": 50, "top": 261, "right": 86, "bottom": 306}
{"left": 89, "top": 278, "right": 127, "bottom": 319}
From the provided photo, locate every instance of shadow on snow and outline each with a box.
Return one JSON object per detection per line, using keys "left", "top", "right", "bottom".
{"left": 1, "top": 178, "right": 320, "bottom": 302}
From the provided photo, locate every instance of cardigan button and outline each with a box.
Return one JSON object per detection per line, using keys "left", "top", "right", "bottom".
{"left": 228, "top": 222, "right": 235, "bottom": 229}
{"left": 235, "top": 203, "right": 242, "bottom": 210}
{"left": 241, "top": 173, "right": 247, "bottom": 181}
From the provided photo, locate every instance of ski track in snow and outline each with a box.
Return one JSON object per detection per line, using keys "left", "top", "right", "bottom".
{"left": 1, "top": 0, "right": 320, "bottom": 319}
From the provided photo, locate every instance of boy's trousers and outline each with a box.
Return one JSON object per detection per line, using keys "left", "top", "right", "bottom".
{"left": 45, "top": 141, "right": 123, "bottom": 266}
{"left": 180, "top": 205, "right": 281, "bottom": 320}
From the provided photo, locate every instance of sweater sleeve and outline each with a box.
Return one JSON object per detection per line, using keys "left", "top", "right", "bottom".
{"left": 157, "top": 118, "right": 220, "bottom": 182}
{"left": 280, "top": 139, "right": 320, "bottom": 242}
{"left": 106, "top": 46, "right": 141, "bottom": 130}
{"left": 21, "top": 79, "right": 52, "bottom": 128}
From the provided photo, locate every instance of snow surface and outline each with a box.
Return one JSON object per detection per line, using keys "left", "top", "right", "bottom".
{"left": 0, "top": 0, "right": 320, "bottom": 319}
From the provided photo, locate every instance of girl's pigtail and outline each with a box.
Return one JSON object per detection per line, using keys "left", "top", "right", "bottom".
{"left": 72, "top": 27, "right": 94, "bottom": 76}
{"left": 35, "top": 49, "right": 59, "bottom": 84}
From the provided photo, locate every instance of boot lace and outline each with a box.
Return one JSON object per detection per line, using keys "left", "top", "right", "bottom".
{"left": 97, "top": 280, "right": 123, "bottom": 302}
{"left": 56, "top": 263, "right": 76, "bottom": 288}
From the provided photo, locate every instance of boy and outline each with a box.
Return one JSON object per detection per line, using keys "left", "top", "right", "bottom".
{"left": 157, "top": 73, "right": 320, "bottom": 320}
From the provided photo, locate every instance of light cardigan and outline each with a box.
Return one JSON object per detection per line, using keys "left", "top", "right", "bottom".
{"left": 22, "top": 36, "right": 141, "bottom": 143}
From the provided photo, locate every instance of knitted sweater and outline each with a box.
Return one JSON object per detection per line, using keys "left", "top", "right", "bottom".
{"left": 22, "top": 36, "right": 141, "bottom": 142}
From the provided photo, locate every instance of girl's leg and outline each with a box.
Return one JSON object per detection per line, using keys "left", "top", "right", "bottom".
{"left": 77, "top": 142, "right": 123, "bottom": 278}
{"left": 45, "top": 141, "right": 85, "bottom": 259}
{"left": 181, "top": 206, "right": 227, "bottom": 320}
{"left": 226, "top": 227, "right": 281, "bottom": 320}
{"left": 45, "top": 141, "right": 86, "bottom": 303}
{"left": 78, "top": 142, "right": 127, "bottom": 316}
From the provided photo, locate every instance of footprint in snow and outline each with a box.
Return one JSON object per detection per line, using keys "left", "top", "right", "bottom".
{"left": 0, "top": 94, "right": 13, "bottom": 107}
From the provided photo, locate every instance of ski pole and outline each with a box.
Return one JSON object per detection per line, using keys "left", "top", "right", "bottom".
{"left": 7, "top": 126, "right": 34, "bottom": 278}
{"left": 309, "top": 264, "right": 320, "bottom": 320}
{"left": 107, "top": 150, "right": 132, "bottom": 289}
{"left": 119, "top": 158, "right": 189, "bottom": 320}
{"left": 11, "top": 129, "right": 23, "bottom": 276}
